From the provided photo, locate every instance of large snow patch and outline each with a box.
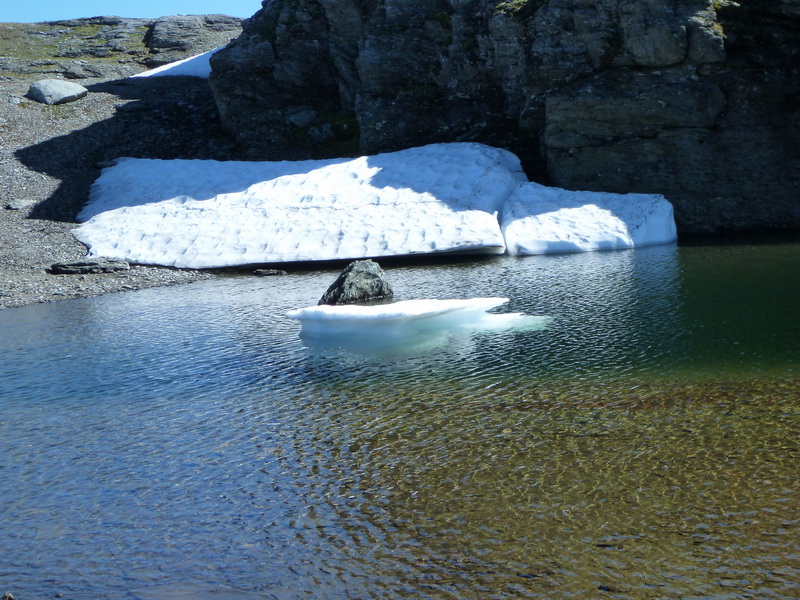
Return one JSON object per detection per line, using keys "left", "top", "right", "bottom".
{"left": 73, "top": 143, "right": 677, "bottom": 269}
{"left": 74, "top": 143, "right": 526, "bottom": 268}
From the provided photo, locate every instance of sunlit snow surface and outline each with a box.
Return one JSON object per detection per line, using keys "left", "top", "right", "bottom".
{"left": 286, "top": 298, "right": 551, "bottom": 347}
{"left": 73, "top": 143, "right": 677, "bottom": 268}
{"left": 74, "top": 144, "right": 525, "bottom": 268}
{"left": 130, "top": 49, "right": 219, "bottom": 78}
{"left": 501, "top": 182, "right": 678, "bottom": 255}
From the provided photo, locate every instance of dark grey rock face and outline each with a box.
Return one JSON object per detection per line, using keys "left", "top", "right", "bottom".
{"left": 318, "top": 260, "right": 394, "bottom": 306}
{"left": 208, "top": 0, "right": 800, "bottom": 234}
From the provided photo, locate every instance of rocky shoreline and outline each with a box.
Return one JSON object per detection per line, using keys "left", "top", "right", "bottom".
{"left": 0, "top": 16, "right": 242, "bottom": 310}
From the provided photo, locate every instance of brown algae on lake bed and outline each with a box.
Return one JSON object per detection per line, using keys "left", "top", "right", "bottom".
{"left": 265, "top": 373, "right": 799, "bottom": 598}
{"left": 2, "top": 242, "right": 798, "bottom": 599}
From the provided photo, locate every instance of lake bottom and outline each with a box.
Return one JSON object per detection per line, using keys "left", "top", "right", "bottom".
{"left": 1, "top": 239, "right": 799, "bottom": 599}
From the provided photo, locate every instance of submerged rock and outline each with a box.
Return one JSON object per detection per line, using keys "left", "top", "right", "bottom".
{"left": 318, "top": 260, "right": 394, "bottom": 306}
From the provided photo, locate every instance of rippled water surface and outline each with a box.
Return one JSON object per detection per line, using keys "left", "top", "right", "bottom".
{"left": 2, "top": 239, "right": 799, "bottom": 600}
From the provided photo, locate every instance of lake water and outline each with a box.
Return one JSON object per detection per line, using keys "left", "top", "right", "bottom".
{"left": 1, "top": 238, "right": 799, "bottom": 600}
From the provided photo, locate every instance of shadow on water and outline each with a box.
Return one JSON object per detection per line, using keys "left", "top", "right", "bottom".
{"left": 16, "top": 75, "right": 238, "bottom": 222}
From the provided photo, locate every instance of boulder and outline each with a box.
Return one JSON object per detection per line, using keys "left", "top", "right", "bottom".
{"left": 318, "top": 260, "right": 394, "bottom": 306}
{"left": 49, "top": 258, "right": 131, "bottom": 275}
{"left": 60, "top": 60, "right": 138, "bottom": 80}
{"left": 5, "top": 198, "right": 36, "bottom": 210}
{"left": 27, "top": 79, "right": 88, "bottom": 105}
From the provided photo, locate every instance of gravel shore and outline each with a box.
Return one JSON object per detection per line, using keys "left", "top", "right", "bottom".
{"left": 0, "top": 71, "right": 243, "bottom": 310}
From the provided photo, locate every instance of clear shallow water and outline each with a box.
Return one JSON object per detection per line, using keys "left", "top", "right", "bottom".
{"left": 1, "top": 240, "right": 799, "bottom": 599}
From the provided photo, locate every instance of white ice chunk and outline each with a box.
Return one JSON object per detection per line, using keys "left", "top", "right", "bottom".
{"left": 286, "top": 297, "right": 549, "bottom": 339}
{"left": 130, "top": 49, "right": 220, "bottom": 79}
{"left": 500, "top": 182, "right": 678, "bottom": 255}
{"left": 73, "top": 143, "right": 525, "bottom": 268}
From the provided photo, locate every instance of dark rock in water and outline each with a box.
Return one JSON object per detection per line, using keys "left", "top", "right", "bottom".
{"left": 253, "top": 268, "right": 288, "bottom": 277}
{"left": 318, "top": 260, "right": 393, "bottom": 306}
{"left": 49, "top": 258, "right": 131, "bottom": 274}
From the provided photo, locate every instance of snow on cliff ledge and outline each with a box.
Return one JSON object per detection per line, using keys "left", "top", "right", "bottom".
{"left": 73, "top": 143, "right": 677, "bottom": 269}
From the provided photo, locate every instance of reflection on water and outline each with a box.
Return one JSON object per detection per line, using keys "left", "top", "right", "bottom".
{"left": 1, "top": 240, "right": 799, "bottom": 599}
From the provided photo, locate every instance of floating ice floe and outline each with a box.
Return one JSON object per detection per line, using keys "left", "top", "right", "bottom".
{"left": 130, "top": 49, "right": 220, "bottom": 78}
{"left": 73, "top": 142, "right": 677, "bottom": 269}
{"left": 286, "top": 297, "right": 551, "bottom": 340}
{"left": 501, "top": 182, "right": 678, "bottom": 255}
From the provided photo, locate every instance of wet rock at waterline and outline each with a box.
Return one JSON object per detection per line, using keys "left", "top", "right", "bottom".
{"left": 318, "top": 260, "right": 394, "bottom": 306}
{"left": 26, "top": 80, "right": 88, "bottom": 105}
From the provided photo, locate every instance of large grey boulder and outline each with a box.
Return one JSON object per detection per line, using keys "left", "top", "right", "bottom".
{"left": 208, "top": 0, "right": 800, "bottom": 235}
{"left": 27, "top": 79, "right": 88, "bottom": 105}
{"left": 318, "top": 260, "right": 394, "bottom": 306}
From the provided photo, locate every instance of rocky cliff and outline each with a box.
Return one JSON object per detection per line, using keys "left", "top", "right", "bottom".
{"left": 208, "top": 0, "right": 800, "bottom": 234}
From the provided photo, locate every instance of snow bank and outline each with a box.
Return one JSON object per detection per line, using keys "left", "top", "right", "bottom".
{"left": 130, "top": 49, "right": 219, "bottom": 78}
{"left": 73, "top": 143, "right": 677, "bottom": 269}
{"left": 501, "top": 183, "right": 677, "bottom": 255}
{"left": 74, "top": 143, "right": 525, "bottom": 268}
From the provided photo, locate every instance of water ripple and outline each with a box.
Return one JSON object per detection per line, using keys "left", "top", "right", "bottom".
{"left": 1, "top": 242, "right": 800, "bottom": 599}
